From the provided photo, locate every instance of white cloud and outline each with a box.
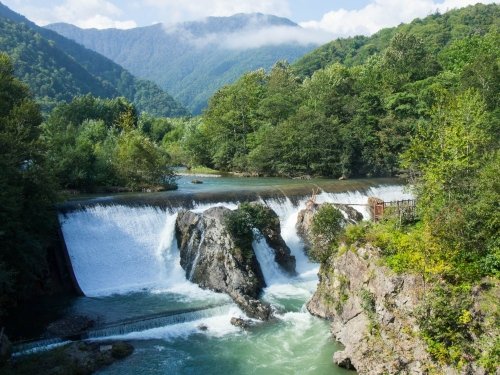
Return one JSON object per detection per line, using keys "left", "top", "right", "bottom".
{"left": 52, "top": 0, "right": 137, "bottom": 29}
{"left": 300, "top": 0, "right": 499, "bottom": 37}
{"left": 178, "top": 25, "right": 331, "bottom": 50}
{"left": 2, "top": 0, "right": 137, "bottom": 29}
{"left": 145, "top": 0, "right": 291, "bottom": 25}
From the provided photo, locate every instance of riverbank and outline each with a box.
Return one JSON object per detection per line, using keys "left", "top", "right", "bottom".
{"left": 3, "top": 341, "right": 133, "bottom": 375}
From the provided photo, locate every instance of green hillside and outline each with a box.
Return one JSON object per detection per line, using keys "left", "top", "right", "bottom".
{"left": 0, "top": 2, "right": 188, "bottom": 116}
{"left": 293, "top": 3, "right": 500, "bottom": 77}
{"left": 170, "top": 3, "right": 498, "bottom": 180}
{"left": 47, "top": 14, "right": 317, "bottom": 114}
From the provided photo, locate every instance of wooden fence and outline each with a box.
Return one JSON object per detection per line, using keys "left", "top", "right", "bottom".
{"left": 368, "top": 197, "right": 417, "bottom": 222}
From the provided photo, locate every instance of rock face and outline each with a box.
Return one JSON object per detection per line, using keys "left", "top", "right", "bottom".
{"left": 296, "top": 201, "right": 363, "bottom": 254}
{"left": 307, "top": 245, "right": 435, "bottom": 374}
{"left": 0, "top": 331, "right": 12, "bottom": 365}
{"left": 175, "top": 206, "right": 271, "bottom": 320}
{"left": 46, "top": 315, "right": 95, "bottom": 339}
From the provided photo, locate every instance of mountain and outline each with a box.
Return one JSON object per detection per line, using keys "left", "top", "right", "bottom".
{"left": 293, "top": 3, "right": 500, "bottom": 78}
{"left": 47, "top": 14, "right": 318, "bottom": 114}
{"left": 0, "top": 2, "right": 188, "bottom": 117}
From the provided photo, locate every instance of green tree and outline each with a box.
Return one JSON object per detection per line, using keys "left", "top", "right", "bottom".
{"left": 113, "top": 129, "right": 174, "bottom": 190}
{"left": 403, "top": 89, "right": 498, "bottom": 279}
{"left": 0, "top": 53, "right": 56, "bottom": 316}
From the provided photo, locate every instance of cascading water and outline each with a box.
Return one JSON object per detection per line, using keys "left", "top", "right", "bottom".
{"left": 253, "top": 235, "right": 288, "bottom": 285}
{"left": 59, "top": 206, "right": 183, "bottom": 296}
{"left": 50, "top": 183, "right": 412, "bottom": 374}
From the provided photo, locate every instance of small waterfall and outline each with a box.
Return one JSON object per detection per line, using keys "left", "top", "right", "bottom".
{"left": 59, "top": 206, "right": 183, "bottom": 296}
{"left": 253, "top": 236, "right": 288, "bottom": 285}
{"left": 188, "top": 232, "right": 205, "bottom": 281}
{"left": 264, "top": 196, "right": 316, "bottom": 277}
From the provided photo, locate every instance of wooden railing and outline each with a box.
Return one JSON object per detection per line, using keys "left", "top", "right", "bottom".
{"left": 369, "top": 198, "right": 417, "bottom": 222}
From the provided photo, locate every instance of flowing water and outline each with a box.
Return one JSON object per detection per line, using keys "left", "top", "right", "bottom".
{"left": 28, "top": 179, "right": 412, "bottom": 374}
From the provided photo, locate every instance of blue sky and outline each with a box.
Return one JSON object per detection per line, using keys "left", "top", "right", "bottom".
{"left": 2, "top": 0, "right": 497, "bottom": 37}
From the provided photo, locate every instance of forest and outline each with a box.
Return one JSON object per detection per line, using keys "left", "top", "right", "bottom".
{"left": 0, "top": 3, "right": 188, "bottom": 117}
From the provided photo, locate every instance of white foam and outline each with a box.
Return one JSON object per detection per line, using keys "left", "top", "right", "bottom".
{"left": 92, "top": 305, "right": 246, "bottom": 342}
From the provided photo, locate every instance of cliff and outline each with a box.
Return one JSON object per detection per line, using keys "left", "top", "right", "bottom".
{"left": 307, "top": 245, "right": 499, "bottom": 374}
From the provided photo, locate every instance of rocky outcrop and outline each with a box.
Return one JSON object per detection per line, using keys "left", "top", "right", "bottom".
{"left": 4, "top": 341, "right": 133, "bottom": 374}
{"left": 249, "top": 203, "right": 296, "bottom": 275}
{"left": 307, "top": 245, "right": 434, "bottom": 374}
{"left": 0, "top": 331, "right": 12, "bottom": 365}
{"left": 175, "top": 207, "right": 271, "bottom": 320}
{"left": 46, "top": 315, "right": 95, "bottom": 339}
{"left": 230, "top": 317, "right": 253, "bottom": 329}
{"left": 296, "top": 201, "right": 363, "bottom": 254}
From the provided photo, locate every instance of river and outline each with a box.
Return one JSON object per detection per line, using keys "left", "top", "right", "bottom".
{"left": 17, "top": 177, "right": 412, "bottom": 374}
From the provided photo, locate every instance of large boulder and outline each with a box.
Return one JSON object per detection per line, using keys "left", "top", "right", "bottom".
{"left": 296, "top": 200, "right": 363, "bottom": 255}
{"left": 0, "top": 330, "right": 12, "bottom": 365}
{"left": 175, "top": 207, "right": 271, "bottom": 320}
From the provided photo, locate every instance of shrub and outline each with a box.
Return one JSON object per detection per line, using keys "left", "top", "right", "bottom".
{"left": 224, "top": 203, "right": 276, "bottom": 258}
{"left": 418, "top": 284, "right": 479, "bottom": 366}
{"left": 310, "top": 204, "right": 345, "bottom": 262}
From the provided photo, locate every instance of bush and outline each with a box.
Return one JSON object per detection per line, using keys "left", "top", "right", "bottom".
{"left": 342, "top": 222, "right": 371, "bottom": 246}
{"left": 310, "top": 204, "right": 345, "bottom": 262}
{"left": 418, "top": 284, "right": 479, "bottom": 366}
{"left": 224, "top": 203, "right": 276, "bottom": 258}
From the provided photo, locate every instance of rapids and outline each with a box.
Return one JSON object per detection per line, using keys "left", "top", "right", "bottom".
{"left": 30, "top": 182, "right": 412, "bottom": 373}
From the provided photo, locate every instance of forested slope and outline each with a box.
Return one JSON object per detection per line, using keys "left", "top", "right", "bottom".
{"left": 170, "top": 3, "right": 499, "bottom": 180}
{"left": 293, "top": 3, "right": 499, "bottom": 77}
{"left": 0, "top": 2, "right": 188, "bottom": 116}
{"left": 47, "top": 14, "right": 317, "bottom": 114}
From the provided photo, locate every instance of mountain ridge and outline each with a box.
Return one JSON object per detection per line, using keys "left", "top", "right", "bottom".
{"left": 0, "top": 1, "right": 188, "bottom": 117}
{"left": 47, "top": 13, "right": 318, "bottom": 114}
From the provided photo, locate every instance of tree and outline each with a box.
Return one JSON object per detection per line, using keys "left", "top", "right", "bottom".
{"left": 204, "top": 70, "right": 266, "bottom": 170}
{"left": 0, "top": 53, "right": 56, "bottom": 316}
{"left": 402, "top": 89, "right": 498, "bottom": 279}
{"left": 113, "top": 129, "right": 174, "bottom": 189}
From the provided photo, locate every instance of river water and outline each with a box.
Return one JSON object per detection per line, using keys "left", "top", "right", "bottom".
{"left": 25, "top": 177, "right": 412, "bottom": 374}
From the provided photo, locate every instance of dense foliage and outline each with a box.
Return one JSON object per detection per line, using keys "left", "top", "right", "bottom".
{"left": 42, "top": 95, "right": 177, "bottom": 192}
{"left": 224, "top": 203, "right": 277, "bottom": 257}
{"left": 293, "top": 3, "right": 499, "bottom": 78}
{"left": 325, "top": 33, "right": 499, "bottom": 368}
{"left": 0, "top": 53, "right": 56, "bottom": 317}
{"left": 0, "top": 3, "right": 188, "bottom": 117}
{"left": 166, "top": 3, "right": 498, "bottom": 179}
{"left": 47, "top": 14, "right": 316, "bottom": 114}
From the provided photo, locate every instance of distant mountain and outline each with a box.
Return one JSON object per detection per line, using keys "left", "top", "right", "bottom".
{"left": 0, "top": 2, "right": 188, "bottom": 117}
{"left": 47, "top": 14, "right": 318, "bottom": 114}
{"left": 293, "top": 3, "right": 500, "bottom": 78}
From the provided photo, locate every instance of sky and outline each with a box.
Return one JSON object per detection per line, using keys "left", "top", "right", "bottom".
{"left": 2, "top": 0, "right": 498, "bottom": 38}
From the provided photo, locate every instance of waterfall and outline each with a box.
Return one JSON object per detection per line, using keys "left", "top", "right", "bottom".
{"left": 59, "top": 184, "right": 412, "bottom": 298}
{"left": 253, "top": 236, "right": 288, "bottom": 285}
{"left": 59, "top": 206, "right": 184, "bottom": 296}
